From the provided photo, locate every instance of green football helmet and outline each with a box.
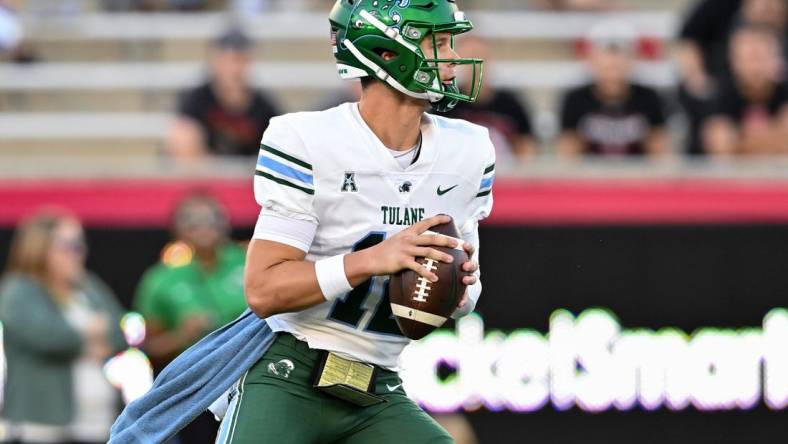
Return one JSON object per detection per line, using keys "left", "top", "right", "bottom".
{"left": 329, "top": 0, "right": 484, "bottom": 113}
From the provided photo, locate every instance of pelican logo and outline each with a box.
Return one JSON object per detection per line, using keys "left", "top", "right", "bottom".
{"left": 341, "top": 172, "right": 358, "bottom": 193}
{"left": 399, "top": 181, "right": 412, "bottom": 193}
{"left": 267, "top": 359, "right": 295, "bottom": 378}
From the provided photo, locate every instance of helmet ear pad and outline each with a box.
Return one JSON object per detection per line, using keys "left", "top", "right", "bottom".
{"left": 353, "top": 34, "right": 425, "bottom": 86}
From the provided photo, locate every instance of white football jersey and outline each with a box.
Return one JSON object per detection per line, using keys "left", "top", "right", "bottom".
{"left": 252, "top": 102, "right": 494, "bottom": 370}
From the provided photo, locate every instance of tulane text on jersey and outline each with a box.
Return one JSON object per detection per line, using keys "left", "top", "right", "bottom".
{"left": 381, "top": 206, "right": 425, "bottom": 226}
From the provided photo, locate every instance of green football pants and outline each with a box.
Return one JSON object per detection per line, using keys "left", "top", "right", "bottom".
{"left": 215, "top": 333, "right": 454, "bottom": 444}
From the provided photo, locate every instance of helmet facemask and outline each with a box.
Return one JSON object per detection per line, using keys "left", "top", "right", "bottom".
{"left": 411, "top": 29, "right": 483, "bottom": 113}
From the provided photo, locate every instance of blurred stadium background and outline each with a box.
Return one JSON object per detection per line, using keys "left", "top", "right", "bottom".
{"left": 2, "top": 0, "right": 788, "bottom": 443}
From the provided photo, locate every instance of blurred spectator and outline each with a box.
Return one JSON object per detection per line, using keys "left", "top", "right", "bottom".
{"left": 167, "top": 27, "right": 280, "bottom": 160}
{"left": 739, "top": 0, "right": 787, "bottom": 58}
{"left": 703, "top": 25, "right": 788, "bottom": 156}
{"left": 134, "top": 194, "right": 247, "bottom": 444}
{"left": 446, "top": 35, "right": 537, "bottom": 164}
{"left": 0, "top": 210, "right": 127, "bottom": 444}
{"left": 676, "top": 0, "right": 787, "bottom": 154}
{"left": 557, "top": 21, "right": 668, "bottom": 158}
{"left": 134, "top": 194, "right": 246, "bottom": 368}
{"left": 677, "top": 0, "right": 741, "bottom": 94}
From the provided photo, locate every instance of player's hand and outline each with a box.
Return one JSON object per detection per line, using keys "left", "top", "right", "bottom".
{"left": 457, "top": 292, "right": 469, "bottom": 310}
{"left": 460, "top": 241, "right": 478, "bottom": 287}
{"left": 457, "top": 241, "right": 478, "bottom": 309}
{"left": 364, "top": 214, "right": 459, "bottom": 282}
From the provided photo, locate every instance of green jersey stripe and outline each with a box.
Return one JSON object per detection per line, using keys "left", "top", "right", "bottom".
{"left": 261, "top": 144, "right": 313, "bottom": 171}
{"left": 483, "top": 163, "right": 495, "bottom": 174}
{"left": 476, "top": 190, "right": 491, "bottom": 198}
{"left": 255, "top": 170, "right": 315, "bottom": 195}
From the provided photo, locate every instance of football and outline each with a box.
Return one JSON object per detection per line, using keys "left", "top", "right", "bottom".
{"left": 388, "top": 216, "right": 469, "bottom": 340}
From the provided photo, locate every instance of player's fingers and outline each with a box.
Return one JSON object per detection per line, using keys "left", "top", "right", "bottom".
{"left": 462, "top": 241, "right": 476, "bottom": 257}
{"left": 405, "top": 259, "right": 438, "bottom": 282}
{"left": 412, "top": 233, "right": 458, "bottom": 249}
{"left": 410, "top": 246, "right": 453, "bottom": 264}
{"left": 462, "top": 275, "right": 477, "bottom": 286}
{"left": 462, "top": 261, "right": 478, "bottom": 273}
{"left": 396, "top": 234, "right": 417, "bottom": 246}
{"left": 457, "top": 292, "right": 469, "bottom": 308}
{"left": 408, "top": 214, "right": 452, "bottom": 235}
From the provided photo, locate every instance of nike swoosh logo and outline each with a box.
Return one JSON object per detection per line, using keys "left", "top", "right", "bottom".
{"left": 437, "top": 185, "right": 458, "bottom": 196}
{"left": 386, "top": 383, "right": 403, "bottom": 392}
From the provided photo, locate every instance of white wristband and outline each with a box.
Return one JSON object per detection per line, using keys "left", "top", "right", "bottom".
{"left": 315, "top": 254, "right": 353, "bottom": 302}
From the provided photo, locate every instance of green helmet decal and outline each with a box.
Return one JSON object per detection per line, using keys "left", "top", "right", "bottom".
{"left": 329, "top": 0, "right": 484, "bottom": 113}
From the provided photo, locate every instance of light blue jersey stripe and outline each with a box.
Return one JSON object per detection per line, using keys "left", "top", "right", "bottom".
{"left": 258, "top": 156, "right": 314, "bottom": 186}
{"left": 480, "top": 176, "right": 494, "bottom": 190}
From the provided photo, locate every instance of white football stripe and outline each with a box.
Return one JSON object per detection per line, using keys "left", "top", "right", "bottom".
{"left": 390, "top": 303, "right": 447, "bottom": 328}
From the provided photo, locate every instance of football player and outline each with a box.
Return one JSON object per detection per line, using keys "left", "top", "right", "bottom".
{"left": 217, "top": 0, "right": 495, "bottom": 442}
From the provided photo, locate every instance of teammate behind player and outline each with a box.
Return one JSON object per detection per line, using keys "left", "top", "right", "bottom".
{"left": 214, "top": 1, "right": 495, "bottom": 443}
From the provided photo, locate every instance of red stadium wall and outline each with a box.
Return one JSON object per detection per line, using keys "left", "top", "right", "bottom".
{"left": 3, "top": 178, "right": 788, "bottom": 227}
{"left": 2, "top": 178, "right": 788, "bottom": 444}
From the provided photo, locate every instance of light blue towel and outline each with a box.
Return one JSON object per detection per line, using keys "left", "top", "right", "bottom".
{"left": 110, "top": 309, "right": 275, "bottom": 444}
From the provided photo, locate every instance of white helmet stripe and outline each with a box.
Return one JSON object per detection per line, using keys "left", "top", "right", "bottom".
{"left": 358, "top": 10, "right": 420, "bottom": 54}
{"left": 343, "top": 38, "right": 436, "bottom": 101}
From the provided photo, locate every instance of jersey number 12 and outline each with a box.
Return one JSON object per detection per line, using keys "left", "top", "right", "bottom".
{"left": 327, "top": 233, "right": 403, "bottom": 336}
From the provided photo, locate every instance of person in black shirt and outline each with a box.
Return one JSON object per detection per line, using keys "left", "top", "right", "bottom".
{"left": 557, "top": 22, "right": 668, "bottom": 158}
{"left": 446, "top": 35, "right": 536, "bottom": 164}
{"left": 675, "top": 0, "right": 740, "bottom": 155}
{"left": 677, "top": 0, "right": 787, "bottom": 154}
{"left": 677, "top": 0, "right": 742, "bottom": 96}
{"left": 703, "top": 25, "right": 788, "bottom": 155}
{"left": 679, "top": 0, "right": 786, "bottom": 87}
{"left": 167, "top": 28, "right": 280, "bottom": 159}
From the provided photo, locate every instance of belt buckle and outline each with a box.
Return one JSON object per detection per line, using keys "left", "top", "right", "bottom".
{"left": 312, "top": 351, "right": 386, "bottom": 407}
